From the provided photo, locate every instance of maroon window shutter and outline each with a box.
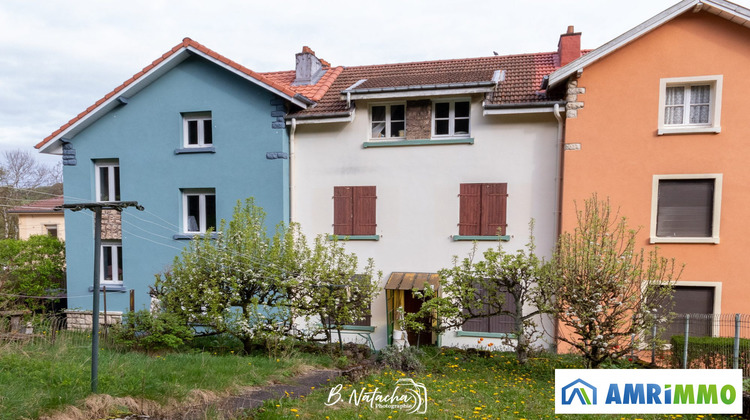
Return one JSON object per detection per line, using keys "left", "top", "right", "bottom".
{"left": 481, "top": 183, "right": 507, "bottom": 236}
{"left": 353, "top": 186, "right": 377, "bottom": 235}
{"left": 459, "top": 183, "right": 482, "bottom": 235}
{"left": 333, "top": 187, "right": 353, "bottom": 235}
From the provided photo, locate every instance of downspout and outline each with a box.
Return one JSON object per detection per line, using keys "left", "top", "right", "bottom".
{"left": 552, "top": 103, "right": 565, "bottom": 353}
{"left": 552, "top": 104, "right": 564, "bottom": 239}
{"left": 289, "top": 118, "right": 297, "bottom": 223}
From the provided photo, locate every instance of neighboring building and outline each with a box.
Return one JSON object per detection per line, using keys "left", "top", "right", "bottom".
{"left": 8, "top": 196, "right": 65, "bottom": 240}
{"left": 549, "top": 0, "right": 750, "bottom": 339}
{"left": 35, "top": 38, "right": 335, "bottom": 314}
{"left": 273, "top": 31, "right": 582, "bottom": 349}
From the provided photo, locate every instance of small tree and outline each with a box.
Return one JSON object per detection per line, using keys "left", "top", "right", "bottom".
{"left": 154, "top": 198, "right": 379, "bottom": 353}
{"left": 407, "top": 222, "right": 549, "bottom": 363}
{"left": 291, "top": 235, "right": 379, "bottom": 349}
{"left": 541, "top": 194, "right": 681, "bottom": 368}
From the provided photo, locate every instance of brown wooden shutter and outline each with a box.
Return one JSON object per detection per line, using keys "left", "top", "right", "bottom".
{"left": 353, "top": 186, "right": 377, "bottom": 235}
{"left": 333, "top": 187, "right": 353, "bottom": 235}
{"left": 481, "top": 183, "right": 508, "bottom": 236}
{"left": 458, "top": 183, "right": 482, "bottom": 235}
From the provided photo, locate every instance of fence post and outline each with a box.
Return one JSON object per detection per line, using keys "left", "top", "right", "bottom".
{"left": 652, "top": 324, "right": 657, "bottom": 365}
{"left": 683, "top": 314, "right": 690, "bottom": 369}
{"left": 734, "top": 313, "right": 740, "bottom": 370}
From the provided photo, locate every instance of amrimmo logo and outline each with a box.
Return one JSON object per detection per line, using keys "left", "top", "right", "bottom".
{"left": 555, "top": 369, "right": 742, "bottom": 414}
{"left": 561, "top": 378, "right": 597, "bottom": 405}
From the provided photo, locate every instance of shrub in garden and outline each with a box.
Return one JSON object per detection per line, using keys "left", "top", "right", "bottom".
{"left": 669, "top": 335, "right": 750, "bottom": 374}
{"left": 376, "top": 345, "right": 423, "bottom": 372}
{"left": 112, "top": 309, "right": 193, "bottom": 352}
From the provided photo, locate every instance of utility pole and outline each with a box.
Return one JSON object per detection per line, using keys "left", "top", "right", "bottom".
{"left": 56, "top": 201, "right": 144, "bottom": 393}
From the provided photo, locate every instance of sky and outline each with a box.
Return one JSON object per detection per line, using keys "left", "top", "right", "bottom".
{"left": 2, "top": 0, "right": 749, "bottom": 167}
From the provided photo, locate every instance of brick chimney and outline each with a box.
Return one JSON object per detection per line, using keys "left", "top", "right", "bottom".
{"left": 294, "top": 46, "right": 324, "bottom": 86}
{"left": 557, "top": 25, "right": 581, "bottom": 67}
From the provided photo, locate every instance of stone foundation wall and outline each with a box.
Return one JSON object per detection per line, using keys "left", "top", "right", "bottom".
{"left": 65, "top": 310, "right": 123, "bottom": 331}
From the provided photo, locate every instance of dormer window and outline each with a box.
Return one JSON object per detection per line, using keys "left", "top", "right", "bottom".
{"left": 370, "top": 104, "right": 405, "bottom": 139}
{"left": 433, "top": 100, "right": 470, "bottom": 137}
{"left": 183, "top": 112, "right": 213, "bottom": 147}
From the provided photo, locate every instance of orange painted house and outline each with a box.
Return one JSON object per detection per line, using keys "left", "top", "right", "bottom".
{"left": 547, "top": 0, "right": 750, "bottom": 334}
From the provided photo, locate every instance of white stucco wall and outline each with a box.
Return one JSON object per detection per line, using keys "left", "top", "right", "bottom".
{"left": 291, "top": 96, "right": 560, "bottom": 350}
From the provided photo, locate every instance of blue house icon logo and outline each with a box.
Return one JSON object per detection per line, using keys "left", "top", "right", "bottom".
{"left": 561, "top": 379, "right": 597, "bottom": 405}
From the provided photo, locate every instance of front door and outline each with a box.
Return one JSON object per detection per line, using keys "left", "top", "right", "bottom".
{"left": 403, "top": 290, "right": 434, "bottom": 346}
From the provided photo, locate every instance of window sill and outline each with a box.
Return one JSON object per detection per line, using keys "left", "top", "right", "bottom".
{"left": 453, "top": 235, "right": 510, "bottom": 241}
{"left": 363, "top": 138, "right": 474, "bottom": 148}
{"left": 328, "top": 235, "right": 380, "bottom": 241}
{"left": 650, "top": 236, "right": 719, "bottom": 244}
{"left": 88, "top": 285, "right": 127, "bottom": 293}
{"left": 174, "top": 146, "right": 216, "bottom": 154}
{"left": 657, "top": 126, "right": 721, "bottom": 135}
{"left": 456, "top": 331, "right": 516, "bottom": 339}
{"left": 173, "top": 233, "right": 220, "bottom": 240}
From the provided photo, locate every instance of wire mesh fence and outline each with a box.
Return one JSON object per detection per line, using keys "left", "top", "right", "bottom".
{"left": 647, "top": 313, "right": 750, "bottom": 376}
{"left": 0, "top": 311, "right": 117, "bottom": 349}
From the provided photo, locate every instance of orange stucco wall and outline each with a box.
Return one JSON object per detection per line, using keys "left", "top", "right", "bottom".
{"left": 561, "top": 11, "right": 750, "bottom": 321}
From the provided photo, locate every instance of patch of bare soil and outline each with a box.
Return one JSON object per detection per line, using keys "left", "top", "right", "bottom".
{"left": 39, "top": 369, "right": 342, "bottom": 420}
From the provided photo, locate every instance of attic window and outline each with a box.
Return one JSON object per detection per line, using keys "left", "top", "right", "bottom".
{"left": 433, "top": 100, "right": 470, "bottom": 138}
{"left": 183, "top": 112, "right": 213, "bottom": 147}
{"left": 370, "top": 104, "right": 405, "bottom": 139}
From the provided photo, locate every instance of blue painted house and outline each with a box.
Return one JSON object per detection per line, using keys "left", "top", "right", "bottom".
{"left": 36, "top": 38, "right": 337, "bottom": 317}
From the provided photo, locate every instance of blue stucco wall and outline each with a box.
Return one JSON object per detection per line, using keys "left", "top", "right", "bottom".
{"left": 63, "top": 56, "right": 290, "bottom": 312}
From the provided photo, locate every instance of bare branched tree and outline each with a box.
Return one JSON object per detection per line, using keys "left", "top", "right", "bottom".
{"left": 540, "top": 194, "right": 682, "bottom": 368}
{"left": 0, "top": 150, "right": 62, "bottom": 238}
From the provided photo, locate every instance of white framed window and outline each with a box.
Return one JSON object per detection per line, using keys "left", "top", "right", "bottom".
{"left": 433, "top": 99, "right": 470, "bottom": 137}
{"left": 657, "top": 75, "right": 722, "bottom": 135}
{"left": 101, "top": 242, "right": 123, "bottom": 284}
{"left": 650, "top": 174, "right": 722, "bottom": 244}
{"left": 183, "top": 112, "right": 213, "bottom": 147}
{"left": 95, "top": 161, "right": 120, "bottom": 202}
{"left": 370, "top": 104, "right": 405, "bottom": 139}
{"left": 182, "top": 189, "right": 216, "bottom": 233}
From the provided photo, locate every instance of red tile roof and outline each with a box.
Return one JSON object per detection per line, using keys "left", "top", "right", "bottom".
{"left": 8, "top": 196, "right": 64, "bottom": 214}
{"left": 284, "top": 51, "right": 562, "bottom": 117}
{"left": 262, "top": 66, "right": 344, "bottom": 102}
{"left": 36, "top": 38, "right": 307, "bottom": 150}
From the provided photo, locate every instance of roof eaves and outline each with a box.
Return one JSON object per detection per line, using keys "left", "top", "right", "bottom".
{"left": 341, "top": 81, "right": 497, "bottom": 100}
{"left": 548, "top": 0, "right": 701, "bottom": 88}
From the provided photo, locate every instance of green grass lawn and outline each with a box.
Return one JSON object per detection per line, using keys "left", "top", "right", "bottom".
{"left": 250, "top": 347, "right": 744, "bottom": 420}
{"left": 0, "top": 332, "right": 330, "bottom": 420}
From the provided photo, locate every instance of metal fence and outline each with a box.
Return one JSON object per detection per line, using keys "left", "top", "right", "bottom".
{"left": 646, "top": 313, "right": 750, "bottom": 376}
{"left": 0, "top": 312, "right": 103, "bottom": 348}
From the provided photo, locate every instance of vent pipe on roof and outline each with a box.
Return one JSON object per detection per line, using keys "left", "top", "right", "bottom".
{"left": 294, "top": 46, "right": 325, "bottom": 86}
{"left": 557, "top": 25, "right": 582, "bottom": 67}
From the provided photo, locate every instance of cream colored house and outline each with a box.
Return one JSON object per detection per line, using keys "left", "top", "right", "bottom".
{"left": 8, "top": 196, "right": 65, "bottom": 240}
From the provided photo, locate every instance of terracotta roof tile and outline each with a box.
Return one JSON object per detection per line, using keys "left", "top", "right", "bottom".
{"left": 8, "top": 196, "right": 64, "bottom": 214}
{"left": 286, "top": 51, "right": 564, "bottom": 117}
{"left": 37, "top": 38, "right": 307, "bottom": 150}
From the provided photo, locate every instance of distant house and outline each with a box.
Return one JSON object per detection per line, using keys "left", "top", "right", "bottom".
{"left": 8, "top": 196, "right": 64, "bottom": 240}
{"left": 35, "top": 38, "right": 332, "bottom": 318}
{"left": 549, "top": 0, "right": 750, "bottom": 339}
{"left": 273, "top": 31, "right": 582, "bottom": 348}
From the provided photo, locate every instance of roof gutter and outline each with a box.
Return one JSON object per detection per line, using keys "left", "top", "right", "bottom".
{"left": 482, "top": 101, "right": 565, "bottom": 115}
{"left": 285, "top": 110, "right": 355, "bottom": 125}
